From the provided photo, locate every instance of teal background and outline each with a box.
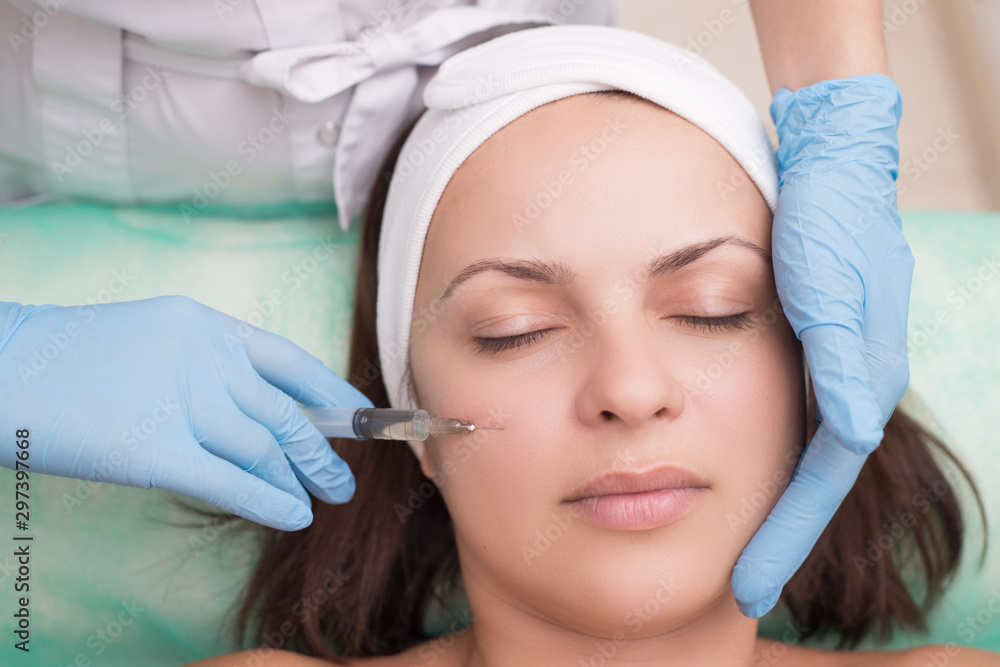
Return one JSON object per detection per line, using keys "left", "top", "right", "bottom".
{"left": 0, "top": 204, "right": 997, "bottom": 664}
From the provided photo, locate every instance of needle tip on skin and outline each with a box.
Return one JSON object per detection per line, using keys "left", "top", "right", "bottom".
{"left": 464, "top": 424, "right": 506, "bottom": 432}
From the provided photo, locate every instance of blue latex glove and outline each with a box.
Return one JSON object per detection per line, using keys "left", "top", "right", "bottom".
{"left": 731, "top": 74, "right": 914, "bottom": 617}
{"left": 0, "top": 295, "right": 374, "bottom": 531}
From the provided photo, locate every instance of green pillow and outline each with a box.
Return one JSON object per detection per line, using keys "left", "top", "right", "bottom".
{"left": 0, "top": 203, "right": 996, "bottom": 665}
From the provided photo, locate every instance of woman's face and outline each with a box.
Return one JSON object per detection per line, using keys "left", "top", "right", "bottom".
{"left": 408, "top": 93, "right": 805, "bottom": 634}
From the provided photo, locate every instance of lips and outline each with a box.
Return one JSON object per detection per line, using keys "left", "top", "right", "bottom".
{"left": 564, "top": 465, "right": 710, "bottom": 531}
{"left": 565, "top": 465, "right": 709, "bottom": 503}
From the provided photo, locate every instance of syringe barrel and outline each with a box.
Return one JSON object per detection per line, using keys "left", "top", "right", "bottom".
{"left": 299, "top": 406, "right": 431, "bottom": 441}
{"left": 354, "top": 409, "right": 431, "bottom": 440}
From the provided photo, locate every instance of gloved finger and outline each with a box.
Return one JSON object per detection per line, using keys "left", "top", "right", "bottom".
{"left": 799, "top": 323, "right": 884, "bottom": 455}
{"left": 148, "top": 443, "right": 314, "bottom": 531}
{"left": 192, "top": 397, "right": 312, "bottom": 508}
{"left": 213, "top": 311, "right": 375, "bottom": 409}
{"left": 858, "top": 242, "right": 915, "bottom": 417}
{"left": 731, "top": 422, "right": 869, "bottom": 617}
{"left": 228, "top": 369, "right": 357, "bottom": 505}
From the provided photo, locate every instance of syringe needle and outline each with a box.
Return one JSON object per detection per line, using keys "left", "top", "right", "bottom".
{"left": 428, "top": 418, "right": 491, "bottom": 436}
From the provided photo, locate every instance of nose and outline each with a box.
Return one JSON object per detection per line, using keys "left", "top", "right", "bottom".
{"left": 575, "top": 317, "right": 686, "bottom": 431}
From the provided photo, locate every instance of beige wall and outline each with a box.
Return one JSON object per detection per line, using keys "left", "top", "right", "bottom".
{"left": 615, "top": 0, "right": 1000, "bottom": 210}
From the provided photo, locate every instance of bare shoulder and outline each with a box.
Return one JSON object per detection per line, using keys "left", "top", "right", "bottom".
{"left": 753, "top": 637, "right": 845, "bottom": 667}
{"left": 893, "top": 644, "right": 1000, "bottom": 666}
{"left": 839, "top": 643, "right": 1000, "bottom": 667}
{"left": 753, "top": 638, "right": 1000, "bottom": 667}
{"left": 182, "top": 649, "right": 407, "bottom": 667}
{"left": 183, "top": 643, "right": 460, "bottom": 667}
{"left": 185, "top": 650, "right": 339, "bottom": 667}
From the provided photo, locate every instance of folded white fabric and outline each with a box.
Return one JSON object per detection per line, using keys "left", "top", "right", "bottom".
{"left": 375, "top": 24, "right": 779, "bottom": 461}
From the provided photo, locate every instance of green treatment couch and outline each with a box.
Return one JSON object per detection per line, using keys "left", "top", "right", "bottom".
{"left": 0, "top": 202, "right": 997, "bottom": 665}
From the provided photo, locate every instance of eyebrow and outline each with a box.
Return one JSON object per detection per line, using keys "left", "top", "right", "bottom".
{"left": 435, "top": 234, "right": 771, "bottom": 304}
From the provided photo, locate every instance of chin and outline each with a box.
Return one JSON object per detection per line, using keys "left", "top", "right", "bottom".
{"left": 512, "top": 523, "right": 741, "bottom": 636}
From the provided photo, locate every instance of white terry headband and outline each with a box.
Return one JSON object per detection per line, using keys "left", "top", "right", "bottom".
{"left": 375, "top": 24, "right": 779, "bottom": 461}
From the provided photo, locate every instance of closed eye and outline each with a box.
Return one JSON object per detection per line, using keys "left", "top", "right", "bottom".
{"left": 673, "top": 313, "right": 754, "bottom": 333}
{"left": 473, "top": 328, "right": 553, "bottom": 356}
{"left": 472, "top": 313, "right": 754, "bottom": 356}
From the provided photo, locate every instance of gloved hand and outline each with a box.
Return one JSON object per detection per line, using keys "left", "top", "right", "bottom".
{"left": 0, "top": 295, "right": 374, "bottom": 531}
{"left": 731, "top": 74, "right": 914, "bottom": 617}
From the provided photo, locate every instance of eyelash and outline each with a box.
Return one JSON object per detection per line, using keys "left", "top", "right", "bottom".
{"left": 473, "top": 313, "right": 754, "bottom": 356}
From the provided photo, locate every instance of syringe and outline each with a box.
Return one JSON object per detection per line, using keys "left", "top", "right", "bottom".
{"left": 299, "top": 406, "right": 501, "bottom": 441}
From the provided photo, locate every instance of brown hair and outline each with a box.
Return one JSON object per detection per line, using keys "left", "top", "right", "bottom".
{"left": 215, "top": 91, "right": 987, "bottom": 659}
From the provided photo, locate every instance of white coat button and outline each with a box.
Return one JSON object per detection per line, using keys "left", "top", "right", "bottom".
{"left": 317, "top": 121, "right": 341, "bottom": 146}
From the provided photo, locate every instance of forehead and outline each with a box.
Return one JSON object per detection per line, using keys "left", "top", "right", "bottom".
{"left": 418, "top": 92, "right": 770, "bottom": 292}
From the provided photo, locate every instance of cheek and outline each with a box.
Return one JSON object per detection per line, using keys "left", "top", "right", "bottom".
{"left": 410, "top": 333, "right": 567, "bottom": 539}
{"left": 693, "top": 325, "right": 805, "bottom": 546}
{"left": 424, "top": 429, "right": 568, "bottom": 586}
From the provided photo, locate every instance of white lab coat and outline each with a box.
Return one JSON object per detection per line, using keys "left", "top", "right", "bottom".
{"left": 0, "top": 0, "right": 617, "bottom": 228}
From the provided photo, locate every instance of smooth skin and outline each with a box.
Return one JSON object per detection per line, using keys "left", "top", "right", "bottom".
{"left": 189, "top": 95, "right": 997, "bottom": 667}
